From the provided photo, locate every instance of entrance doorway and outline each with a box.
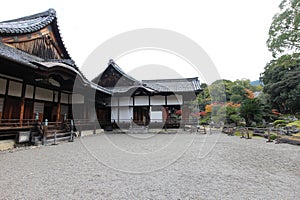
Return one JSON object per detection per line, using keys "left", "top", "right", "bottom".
{"left": 43, "top": 103, "right": 54, "bottom": 121}
{"left": 133, "top": 106, "right": 150, "bottom": 126}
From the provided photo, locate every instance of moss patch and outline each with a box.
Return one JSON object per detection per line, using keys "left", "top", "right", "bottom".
{"left": 287, "top": 120, "right": 300, "bottom": 128}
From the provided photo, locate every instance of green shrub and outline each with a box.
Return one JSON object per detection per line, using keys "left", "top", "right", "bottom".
{"left": 273, "top": 120, "right": 288, "bottom": 127}
{"left": 270, "top": 134, "right": 277, "bottom": 140}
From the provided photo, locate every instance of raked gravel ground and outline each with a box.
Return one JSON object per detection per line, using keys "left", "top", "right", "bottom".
{"left": 0, "top": 131, "right": 299, "bottom": 199}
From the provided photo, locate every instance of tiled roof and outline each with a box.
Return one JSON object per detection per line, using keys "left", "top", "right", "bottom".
{"left": 109, "top": 85, "right": 155, "bottom": 94}
{"left": 143, "top": 78, "right": 202, "bottom": 93}
{"left": 0, "top": 8, "right": 71, "bottom": 60}
{"left": 0, "top": 42, "right": 78, "bottom": 70}
{"left": 109, "top": 59, "right": 142, "bottom": 85}
{"left": 38, "top": 61, "right": 112, "bottom": 95}
{"left": 0, "top": 9, "right": 110, "bottom": 95}
{"left": 0, "top": 9, "right": 56, "bottom": 35}
{"left": 0, "top": 42, "right": 42, "bottom": 68}
{"left": 92, "top": 59, "right": 142, "bottom": 86}
{"left": 45, "top": 59, "right": 77, "bottom": 69}
{"left": 0, "top": 42, "right": 111, "bottom": 95}
{"left": 94, "top": 60, "right": 202, "bottom": 94}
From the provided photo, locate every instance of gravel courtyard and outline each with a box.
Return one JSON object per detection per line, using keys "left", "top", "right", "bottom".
{"left": 0, "top": 131, "right": 299, "bottom": 199}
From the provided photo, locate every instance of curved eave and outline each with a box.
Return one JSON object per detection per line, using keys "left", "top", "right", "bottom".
{"left": 50, "top": 18, "right": 71, "bottom": 60}
{"left": 0, "top": 42, "right": 41, "bottom": 68}
{"left": 112, "top": 85, "right": 157, "bottom": 96}
{"left": 37, "top": 61, "right": 111, "bottom": 95}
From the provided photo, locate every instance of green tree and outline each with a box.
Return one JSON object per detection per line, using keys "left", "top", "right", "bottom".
{"left": 239, "top": 99, "right": 263, "bottom": 126}
{"left": 256, "top": 93, "right": 277, "bottom": 122}
{"left": 267, "top": 0, "right": 300, "bottom": 58}
{"left": 208, "top": 79, "right": 233, "bottom": 103}
{"left": 260, "top": 53, "right": 300, "bottom": 114}
{"left": 234, "top": 79, "right": 256, "bottom": 91}
{"left": 262, "top": 0, "right": 300, "bottom": 115}
{"left": 230, "top": 94, "right": 244, "bottom": 104}
{"left": 230, "top": 85, "right": 246, "bottom": 103}
{"left": 196, "top": 83, "right": 211, "bottom": 111}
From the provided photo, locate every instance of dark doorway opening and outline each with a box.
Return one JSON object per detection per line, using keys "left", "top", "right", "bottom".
{"left": 43, "top": 103, "right": 53, "bottom": 121}
{"left": 133, "top": 106, "right": 150, "bottom": 126}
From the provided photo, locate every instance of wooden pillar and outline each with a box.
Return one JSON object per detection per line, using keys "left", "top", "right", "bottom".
{"left": 132, "top": 96, "right": 135, "bottom": 106}
{"left": 165, "top": 95, "right": 167, "bottom": 106}
{"left": 165, "top": 95, "right": 169, "bottom": 122}
{"left": 117, "top": 95, "right": 120, "bottom": 124}
{"left": 56, "top": 92, "right": 61, "bottom": 124}
{"left": 132, "top": 96, "right": 135, "bottom": 122}
{"left": 2, "top": 79, "right": 9, "bottom": 121}
{"left": 19, "top": 83, "right": 26, "bottom": 127}
{"left": 148, "top": 95, "right": 151, "bottom": 125}
{"left": 33, "top": 85, "right": 37, "bottom": 120}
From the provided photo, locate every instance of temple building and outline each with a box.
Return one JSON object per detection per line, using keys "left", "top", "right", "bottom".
{"left": 0, "top": 9, "right": 110, "bottom": 137}
{"left": 0, "top": 9, "right": 201, "bottom": 139}
{"left": 92, "top": 59, "right": 201, "bottom": 129}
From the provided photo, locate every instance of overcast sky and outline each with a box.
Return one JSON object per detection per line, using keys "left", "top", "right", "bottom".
{"left": 1, "top": 0, "right": 282, "bottom": 83}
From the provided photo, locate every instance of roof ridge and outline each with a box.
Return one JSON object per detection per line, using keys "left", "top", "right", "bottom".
{"left": 109, "top": 59, "right": 142, "bottom": 85}
{"left": 143, "top": 77, "right": 199, "bottom": 82}
{"left": 0, "top": 9, "right": 56, "bottom": 34}
{"left": 1, "top": 8, "right": 56, "bottom": 23}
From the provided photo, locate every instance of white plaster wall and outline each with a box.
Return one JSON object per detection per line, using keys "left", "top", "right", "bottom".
{"left": 0, "top": 78, "right": 6, "bottom": 94}
{"left": 134, "top": 96, "right": 149, "bottom": 106}
{"left": 119, "top": 97, "right": 133, "bottom": 106}
{"left": 0, "top": 97, "right": 4, "bottom": 112}
{"left": 111, "top": 107, "right": 118, "bottom": 121}
{"left": 119, "top": 107, "right": 133, "bottom": 122}
{"left": 167, "top": 95, "right": 183, "bottom": 105}
{"left": 150, "top": 111, "right": 163, "bottom": 122}
{"left": 25, "top": 85, "right": 34, "bottom": 99}
{"left": 150, "top": 96, "right": 165, "bottom": 105}
{"left": 35, "top": 87, "right": 53, "bottom": 101}
{"left": 110, "top": 97, "right": 118, "bottom": 106}
{"left": 8, "top": 81, "right": 22, "bottom": 97}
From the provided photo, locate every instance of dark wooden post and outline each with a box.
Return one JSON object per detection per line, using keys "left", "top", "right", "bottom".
{"left": 56, "top": 92, "right": 61, "bottom": 124}
{"left": 43, "top": 119, "right": 48, "bottom": 145}
{"left": 19, "top": 82, "right": 26, "bottom": 127}
{"left": 117, "top": 95, "right": 120, "bottom": 124}
{"left": 53, "top": 131, "right": 57, "bottom": 145}
{"left": 19, "top": 99, "right": 25, "bottom": 127}
{"left": 69, "top": 120, "right": 74, "bottom": 142}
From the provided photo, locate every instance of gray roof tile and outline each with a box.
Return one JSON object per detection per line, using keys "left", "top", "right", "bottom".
{"left": 142, "top": 78, "right": 202, "bottom": 92}
{"left": 0, "top": 42, "right": 42, "bottom": 68}
{"left": 0, "top": 9, "right": 56, "bottom": 35}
